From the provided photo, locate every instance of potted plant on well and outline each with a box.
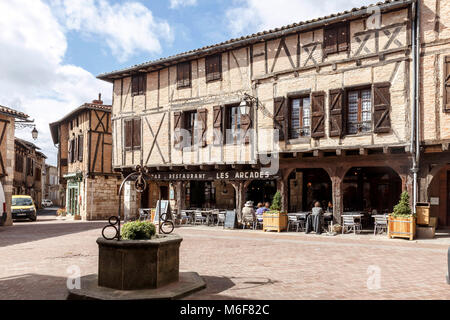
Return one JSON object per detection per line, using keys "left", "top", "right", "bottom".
{"left": 263, "top": 191, "right": 288, "bottom": 233}
{"left": 388, "top": 191, "right": 416, "bottom": 240}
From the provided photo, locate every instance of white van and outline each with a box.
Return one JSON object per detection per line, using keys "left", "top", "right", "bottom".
{"left": 0, "top": 182, "right": 6, "bottom": 226}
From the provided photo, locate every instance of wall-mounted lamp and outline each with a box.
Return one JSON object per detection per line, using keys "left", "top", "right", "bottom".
{"left": 31, "top": 126, "right": 38, "bottom": 140}
{"left": 239, "top": 93, "right": 258, "bottom": 115}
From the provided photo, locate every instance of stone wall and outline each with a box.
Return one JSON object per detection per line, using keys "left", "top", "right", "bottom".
{"left": 0, "top": 115, "right": 15, "bottom": 226}
{"left": 81, "top": 175, "right": 121, "bottom": 220}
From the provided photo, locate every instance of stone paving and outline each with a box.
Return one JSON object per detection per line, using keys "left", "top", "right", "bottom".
{"left": 0, "top": 211, "right": 449, "bottom": 300}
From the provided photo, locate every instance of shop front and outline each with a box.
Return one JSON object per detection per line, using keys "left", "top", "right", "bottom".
{"left": 64, "top": 173, "right": 83, "bottom": 216}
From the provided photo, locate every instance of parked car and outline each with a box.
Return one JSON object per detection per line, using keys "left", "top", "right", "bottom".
{"left": 0, "top": 182, "right": 6, "bottom": 226}
{"left": 12, "top": 195, "right": 37, "bottom": 222}
{"left": 42, "top": 199, "right": 53, "bottom": 207}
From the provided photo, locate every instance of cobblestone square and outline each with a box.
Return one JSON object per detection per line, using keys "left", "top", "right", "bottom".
{"left": 0, "top": 212, "right": 449, "bottom": 300}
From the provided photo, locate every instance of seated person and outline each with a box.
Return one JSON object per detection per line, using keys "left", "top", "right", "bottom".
{"left": 312, "top": 201, "right": 323, "bottom": 216}
{"left": 324, "top": 201, "right": 333, "bottom": 221}
{"left": 256, "top": 202, "right": 268, "bottom": 221}
{"left": 242, "top": 201, "right": 256, "bottom": 225}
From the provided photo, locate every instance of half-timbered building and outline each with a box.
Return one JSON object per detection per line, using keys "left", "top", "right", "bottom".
{"left": 49, "top": 96, "right": 121, "bottom": 220}
{"left": 97, "top": 0, "right": 450, "bottom": 227}
{"left": 13, "top": 138, "right": 46, "bottom": 209}
{"left": 0, "top": 105, "right": 31, "bottom": 226}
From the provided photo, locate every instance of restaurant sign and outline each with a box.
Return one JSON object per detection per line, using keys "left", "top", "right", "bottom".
{"left": 146, "top": 170, "right": 279, "bottom": 181}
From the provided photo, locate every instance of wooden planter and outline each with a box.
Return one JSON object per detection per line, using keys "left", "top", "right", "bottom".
{"left": 263, "top": 211, "right": 288, "bottom": 232}
{"left": 388, "top": 215, "right": 416, "bottom": 240}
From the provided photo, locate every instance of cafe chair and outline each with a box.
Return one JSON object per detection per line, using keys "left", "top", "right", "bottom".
{"left": 342, "top": 216, "right": 362, "bottom": 234}
{"left": 373, "top": 215, "right": 388, "bottom": 235}
{"left": 180, "top": 210, "right": 192, "bottom": 225}
{"left": 194, "top": 211, "right": 207, "bottom": 225}
{"left": 139, "top": 208, "right": 150, "bottom": 221}
{"left": 217, "top": 212, "right": 226, "bottom": 226}
{"left": 287, "top": 215, "right": 301, "bottom": 232}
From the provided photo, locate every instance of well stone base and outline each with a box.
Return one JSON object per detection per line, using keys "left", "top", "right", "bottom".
{"left": 67, "top": 272, "right": 206, "bottom": 300}
{"left": 97, "top": 235, "right": 182, "bottom": 290}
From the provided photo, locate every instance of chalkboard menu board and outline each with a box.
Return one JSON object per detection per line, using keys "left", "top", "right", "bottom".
{"left": 224, "top": 210, "right": 237, "bottom": 229}
{"left": 154, "top": 200, "right": 170, "bottom": 223}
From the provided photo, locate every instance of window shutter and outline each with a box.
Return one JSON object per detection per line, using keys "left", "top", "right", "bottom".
{"left": 311, "top": 91, "right": 326, "bottom": 138}
{"left": 133, "top": 118, "right": 141, "bottom": 148}
{"left": 174, "top": 111, "right": 183, "bottom": 150}
{"left": 241, "top": 111, "right": 252, "bottom": 144}
{"left": 373, "top": 82, "right": 392, "bottom": 133}
{"left": 213, "top": 106, "right": 223, "bottom": 145}
{"left": 329, "top": 89, "right": 344, "bottom": 137}
{"left": 324, "top": 28, "right": 338, "bottom": 55}
{"left": 337, "top": 25, "right": 349, "bottom": 52}
{"left": 206, "top": 55, "right": 222, "bottom": 82}
{"left": 78, "top": 135, "right": 84, "bottom": 161}
{"left": 444, "top": 56, "right": 450, "bottom": 112}
{"left": 140, "top": 74, "right": 146, "bottom": 95}
{"left": 273, "top": 97, "right": 288, "bottom": 141}
{"left": 177, "top": 62, "right": 191, "bottom": 88}
{"left": 132, "top": 76, "right": 139, "bottom": 96}
{"left": 125, "top": 120, "right": 133, "bottom": 149}
{"left": 68, "top": 140, "right": 73, "bottom": 164}
{"left": 198, "top": 109, "right": 208, "bottom": 147}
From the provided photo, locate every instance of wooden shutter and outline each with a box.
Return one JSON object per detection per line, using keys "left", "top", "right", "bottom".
{"left": 198, "top": 109, "right": 208, "bottom": 147}
{"left": 324, "top": 28, "right": 338, "bottom": 55}
{"left": 140, "top": 74, "right": 146, "bottom": 95}
{"left": 206, "top": 55, "right": 222, "bottom": 82}
{"left": 133, "top": 118, "right": 141, "bottom": 148}
{"left": 174, "top": 111, "right": 183, "bottom": 150}
{"left": 373, "top": 82, "right": 392, "bottom": 133}
{"left": 337, "top": 24, "right": 349, "bottom": 52}
{"left": 241, "top": 111, "right": 252, "bottom": 144}
{"left": 273, "top": 97, "right": 288, "bottom": 141}
{"left": 177, "top": 62, "right": 191, "bottom": 88}
{"left": 78, "top": 135, "right": 84, "bottom": 161}
{"left": 444, "top": 56, "right": 450, "bottom": 112}
{"left": 68, "top": 140, "right": 73, "bottom": 163}
{"left": 213, "top": 106, "right": 223, "bottom": 145}
{"left": 311, "top": 92, "right": 326, "bottom": 138}
{"left": 132, "top": 76, "right": 139, "bottom": 96}
{"left": 329, "top": 89, "right": 344, "bottom": 137}
{"left": 124, "top": 120, "right": 133, "bottom": 149}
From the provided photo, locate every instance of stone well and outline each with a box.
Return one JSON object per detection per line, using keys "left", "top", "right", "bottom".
{"left": 97, "top": 234, "right": 182, "bottom": 290}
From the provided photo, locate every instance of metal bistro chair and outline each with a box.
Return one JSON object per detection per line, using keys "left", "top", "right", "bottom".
{"left": 139, "top": 208, "right": 150, "bottom": 221}
{"left": 180, "top": 210, "right": 192, "bottom": 225}
{"left": 287, "top": 214, "right": 301, "bottom": 232}
{"left": 342, "top": 216, "right": 362, "bottom": 234}
{"left": 217, "top": 211, "right": 226, "bottom": 227}
{"left": 373, "top": 215, "right": 388, "bottom": 235}
{"left": 194, "top": 210, "right": 207, "bottom": 225}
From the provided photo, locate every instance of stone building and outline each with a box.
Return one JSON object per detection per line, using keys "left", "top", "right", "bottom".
{"left": 0, "top": 105, "right": 31, "bottom": 226}
{"left": 97, "top": 0, "right": 450, "bottom": 227}
{"left": 43, "top": 164, "right": 61, "bottom": 206}
{"left": 13, "top": 138, "right": 46, "bottom": 209}
{"left": 49, "top": 96, "right": 121, "bottom": 220}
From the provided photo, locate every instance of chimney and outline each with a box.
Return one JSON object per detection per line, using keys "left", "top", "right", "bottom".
{"left": 92, "top": 93, "right": 103, "bottom": 105}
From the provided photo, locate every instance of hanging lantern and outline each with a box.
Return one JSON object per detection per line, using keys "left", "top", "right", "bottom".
{"left": 31, "top": 127, "right": 38, "bottom": 140}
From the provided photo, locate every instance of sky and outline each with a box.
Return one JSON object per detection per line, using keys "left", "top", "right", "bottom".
{"left": 0, "top": 0, "right": 376, "bottom": 166}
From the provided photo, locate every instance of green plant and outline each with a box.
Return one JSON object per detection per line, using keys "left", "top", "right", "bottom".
{"left": 121, "top": 221, "right": 156, "bottom": 240}
{"left": 270, "top": 191, "right": 282, "bottom": 211}
{"left": 57, "top": 208, "right": 67, "bottom": 216}
{"left": 392, "top": 191, "right": 413, "bottom": 217}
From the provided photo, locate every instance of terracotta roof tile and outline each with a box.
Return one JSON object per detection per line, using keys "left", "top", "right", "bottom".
{"left": 0, "top": 105, "right": 29, "bottom": 120}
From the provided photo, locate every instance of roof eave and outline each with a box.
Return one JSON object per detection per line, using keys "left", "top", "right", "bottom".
{"left": 97, "top": 0, "right": 414, "bottom": 82}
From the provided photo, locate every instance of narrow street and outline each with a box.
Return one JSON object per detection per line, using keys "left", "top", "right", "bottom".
{"left": 0, "top": 216, "right": 449, "bottom": 300}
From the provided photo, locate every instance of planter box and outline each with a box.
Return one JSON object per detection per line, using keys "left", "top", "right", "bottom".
{"left": 97, "top": 234, "right": 182, "bottom": 290}
{"left": 263, "top": 212, "right": 288, "bottom": 233}
{"left": 388, "top": 215, "right": 416, "bottom": 240}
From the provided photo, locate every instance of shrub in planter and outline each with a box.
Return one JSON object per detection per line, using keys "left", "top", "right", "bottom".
{"left": 270, "top": 191, "right": 282, "bottom": 212}
{"left": 121, "top": 221, "right": 156, "bottom": 240}
{"left": 388, "top": 191, "right": 416, "bottom": 240}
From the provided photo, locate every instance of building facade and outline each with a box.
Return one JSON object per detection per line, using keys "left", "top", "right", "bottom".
{"left": 98, "top": 0, "right": 450, "bottom": 227}
{"left": 43, "top": 164, "right": 60, "bottom": 206}
{"left": 0, "top": 105, "right": 31, "bottom": 226}
{"left": 13, "top": 138, "right": 46, "bottom": 209}
{"left": 49, "top": 97, "right": 121, "bottom": 220}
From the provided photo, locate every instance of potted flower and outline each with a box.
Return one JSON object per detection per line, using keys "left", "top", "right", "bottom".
{"left": 263, "top": 191, "right": 288, "bottom": 232}
{"left": 97, "top": 221, "right": 183, "bottom": 290}
{"left": 388, "top": 191, "right": 416, "bottom": 240}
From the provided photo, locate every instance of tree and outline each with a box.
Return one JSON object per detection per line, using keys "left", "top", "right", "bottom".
{"left": 270, "top": 191, "right": 282, "bottom": 211}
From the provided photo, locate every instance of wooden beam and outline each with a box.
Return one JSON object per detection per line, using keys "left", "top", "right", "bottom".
{"left": 359, "top": 148, "right": 367, "bottom": 156}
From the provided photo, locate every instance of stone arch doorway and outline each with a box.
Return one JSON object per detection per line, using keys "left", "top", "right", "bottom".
{"left": 426, "top": 164, "right": 450, "bottom": 227}
{"left": 288, "top": 168, "right": 332, "bottom": 212}
{"left": 343, "top": 167, "right": 402, "bottom": 214}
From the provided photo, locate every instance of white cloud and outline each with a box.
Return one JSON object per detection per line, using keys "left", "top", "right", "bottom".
{"left": 169, "top": 0, "right": 198, "bottom": 9}
{"left": 51, "top": 0, "right": 173, "bottom": 62}
{"left": 0, "top": 0, "right": 112, "bottom": 165}
{"left": 225, "top": 0, "right": 377, "bottom": 36}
